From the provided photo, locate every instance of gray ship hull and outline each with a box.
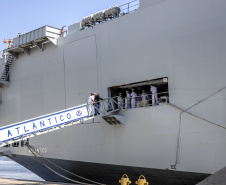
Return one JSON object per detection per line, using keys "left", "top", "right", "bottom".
{"left": 11, "top": 155, "right": 209, "bottom": 185}
{"left": 1, "top": 0, "right": 226, "bottom": 184}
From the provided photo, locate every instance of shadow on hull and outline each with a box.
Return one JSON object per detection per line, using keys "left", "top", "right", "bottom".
{"left": 10, "top": 155, "right": 210, "bottom": 185}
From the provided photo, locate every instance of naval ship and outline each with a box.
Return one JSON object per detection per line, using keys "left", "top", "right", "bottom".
{"left": 0, "top": 0, "right": 226, "bottom": 184}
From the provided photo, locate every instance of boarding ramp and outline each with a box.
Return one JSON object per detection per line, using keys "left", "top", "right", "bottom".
{"left": 0, "top": 91, "right": 171, "bottom": 147}
{"left": 0, "top": 91, "right": 170, "bottom": 147}
{"left": 92, "top": 96, "right": 124, "bottom": 125}
{"left": 0, "top": 104, "right": 94, "bottom": 147}
{"left": 0, "top": 97, "right": 123, "bottom": 147}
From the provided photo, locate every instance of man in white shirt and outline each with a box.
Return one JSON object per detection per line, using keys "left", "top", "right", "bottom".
{"left": 141, "top": 90, "right": 147, "bottom": 106}
{"left": 130, "top": 89, "right": 137, "bottom": 108}
{"left": 88, "top": 93, "right": 94, "bottom": 115}
{"left": 117, "top": 93, "right": 122, "bottom": 108}
{"left": 125, "top": 90, "right": 130, "bottom": 109}
{"left": 150, "top": 85, "right": 159, "bottom": 106}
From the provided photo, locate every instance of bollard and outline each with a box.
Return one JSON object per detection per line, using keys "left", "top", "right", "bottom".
{"left": 119, "top": 174, "right": 131, "bottom": 185}
{"left": 135, "top": 175, "right": 149, "bottom": 185}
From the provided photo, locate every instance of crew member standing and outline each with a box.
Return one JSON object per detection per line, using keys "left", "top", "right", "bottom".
{"left": 117, "top": 93, "right": 122, "bottom": 108}
{"left": 130, "top": 89, "right": 137, "bottom": 108}
{"left": 141, "top": 90, "right": 147, "bottom": 106}
{"left": 150, "top": 84, "right": 159, "bottom": 106}
{"left": 125, "top": 90, "right": 130, "bottom": 109}
{"left": 91, "top": 93, "right": 96, "bottom": 114}
{"left": 94, "top": 93, "right": 103, "bottom": 115}
{"left": 88, "top": 93, "right": 93, "bottom": 115}
{"left": 136, "top": 93, "right": 142, "bottom": 107}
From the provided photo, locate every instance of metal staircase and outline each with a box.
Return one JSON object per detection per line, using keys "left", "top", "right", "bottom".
{"left": 0, "top": 54, "right": 14, "bottom": 86}
{"left": 93, "top": 97, "right": 125, "bottom": 125}
{"left": 102, "top": 115, "right": 124, "bottom": 125}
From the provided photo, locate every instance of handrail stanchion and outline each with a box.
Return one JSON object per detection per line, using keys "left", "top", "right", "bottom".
{"left": 128, "top": 3, "right": 130, "bottom": 14}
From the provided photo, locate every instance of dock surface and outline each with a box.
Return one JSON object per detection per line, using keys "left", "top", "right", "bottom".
{"left": 0, "top": 178, "right": 77, "bottom": 185}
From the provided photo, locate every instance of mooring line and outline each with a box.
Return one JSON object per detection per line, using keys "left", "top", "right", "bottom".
{"left": 26, "top": 144, "right": 105, "bottom": 185}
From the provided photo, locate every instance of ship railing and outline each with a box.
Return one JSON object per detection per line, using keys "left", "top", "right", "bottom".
{"left": 91, "top": 91, "right": 169, "bottom": 116}
{"left": 0, "top": 50, "right": 4, "bottom": 59}
{"left": 120, "top": 91, "right": 169, "bottom": 109}
{"left": 0, "top": 49, "right": 8, "bottom": 60}
{"left": 0, "top": 50, "right": 7, "bottom": 79}
{"left": 80, "top": 0, "right": 139, "bottom": 30}
{"left": 0, "top": 62, "right": 5, "bottom": 79}
{"left": 90, "top": 96, "right": 121, "bottom": 115}
{"left": 119, "top": 0, "right": 139, "bottom": 15}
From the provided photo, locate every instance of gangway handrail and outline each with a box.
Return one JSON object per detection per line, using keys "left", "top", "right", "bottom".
{"left": 0, "top": 103, "right": 93, "bottom": 147}
{"left": 92, "top": 91, "right": 169, "bottom": 115}
{"left": 0, "top": 92, "right": 169, "bottom": 147}
{"left": 0, "top": 102, "right": 89, "bottom": 129}
{"left": 91, "top": 91, "right": 169, "bottom": 116}
{"left": 91, "top": 96, "right": 122, "bottom": 115}
{"left": 0, "top": 96, "right": 123, "bottom": 147}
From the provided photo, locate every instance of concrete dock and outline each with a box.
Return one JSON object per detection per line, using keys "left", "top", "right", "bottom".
{"left": 0, "top": 178, "right": 77, "bottom": 185}
{"left": 196, "top": 166, "right": 226, "bottom": 185}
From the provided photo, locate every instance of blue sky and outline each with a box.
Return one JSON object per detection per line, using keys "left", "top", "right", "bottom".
{"left": 0, "top": 0, "right": 138, "bottom": 50}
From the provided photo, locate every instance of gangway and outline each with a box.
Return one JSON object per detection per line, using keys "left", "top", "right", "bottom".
{"left": 0, "top": 97, "right": 123, "bottom": 147}
{"left": 92, "top": 96, "right": 125, "bottom": 125}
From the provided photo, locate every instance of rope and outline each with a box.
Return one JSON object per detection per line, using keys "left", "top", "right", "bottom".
{"left": 169, "top": 87, "right": 226, "bottom": 166}
{"left": 26, "top": 144, "right": 105, "bottom": 185}
{"left": 183, "top": 86, "right": 226, "bottom": 112}
{"left": 168, "top": 103, "right": 226, "bottom": 130}
{"left": 28, "top": 143, "right": 104, "bottom": 185}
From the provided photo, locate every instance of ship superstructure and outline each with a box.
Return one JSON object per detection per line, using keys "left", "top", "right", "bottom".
{"left": 0, "top": 0, "right": 226, "bottom": 184}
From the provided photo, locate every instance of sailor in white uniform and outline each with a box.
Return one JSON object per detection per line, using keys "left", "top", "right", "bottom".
{"left": 91, "top": 93, "right": 95, "bottom": 102}
{"left": 117, "top": 93, "right": 123, "bottom": 108}
{"left": 150, "top": 85, "right": 159, "bottom": 106}
{"left": 141, "top": 90, "right": 147, "bottom": 106}
{"left": 130, "top": 89, "right": 137, "bottom": 108}
{"left": 125, "top": 90, "right": 130, "bottom": 109}
{"left": 88, "top": 93, "right": 93, "bottom": 115}
{"left": 92, "top": 93, "right": 96, "bottom": 113}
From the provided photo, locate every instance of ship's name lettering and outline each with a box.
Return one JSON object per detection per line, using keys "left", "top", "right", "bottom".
{"left": 7, "top": 113, "right": 72, "bottom": 137}
{"left": 0, "top": 106, "right": 88, "bottom": 143}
